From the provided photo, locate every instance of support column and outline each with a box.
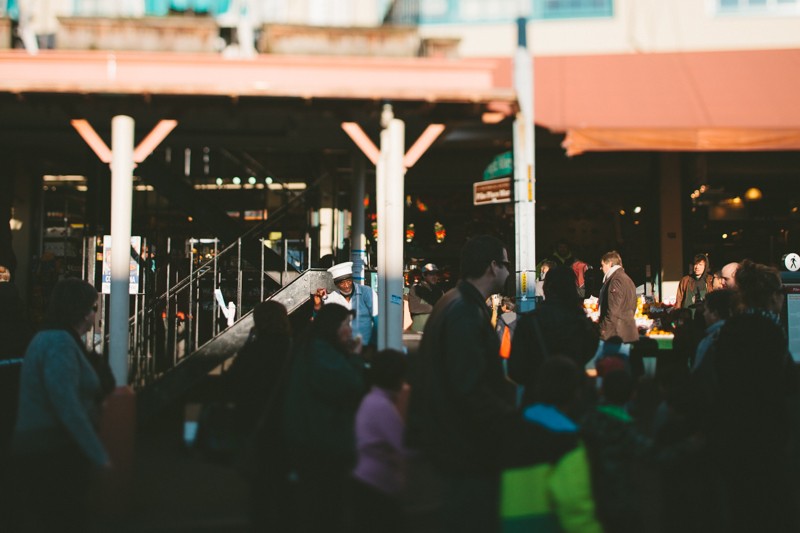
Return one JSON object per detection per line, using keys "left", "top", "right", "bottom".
{"left": 659, "top": 153, "right": 683, "bottom": 304}
{"left": 109, "top": 116, "right": 135, "bottom": 386}
{"left": 376, "top": 105, "right": 404, "bottom": 351}
{"left": 351, "top": 154, "right": 367, "bottom": 283}
{"left": 513, "top": 17, "right": 537, "bottom": 313}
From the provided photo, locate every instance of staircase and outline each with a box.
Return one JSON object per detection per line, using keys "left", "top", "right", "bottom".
{"left": 127, "top": 175, "right": 330, "bottom": 424}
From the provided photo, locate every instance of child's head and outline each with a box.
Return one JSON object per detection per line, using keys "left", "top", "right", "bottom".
{"left": 601, "top": 369, "right": 635, "bottom": 406}
{"left": 535, "top": 356, "right": 581, "bottom": 410}
{"left": 369, "top": 349, "right": 408, "bottom": 391}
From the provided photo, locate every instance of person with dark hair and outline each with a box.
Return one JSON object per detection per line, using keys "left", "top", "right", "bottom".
{"left": 598, "top": 251, "right": 638, "bottom": 343}
{"left": 704, "top": 312, "right": 798, "bottom": 532}
{"left": 580, "top": 363, "right": 648, "bottom": 533}
{"left": 225, "top": 300, "right": 292, "bottom": 432}
{"left": 675, "top": 254, "right": 713, "bottom": 312}
{"left": 283, "top": 303, "right": 367, "bottom": 532}
{"left": 692, "top": 288, "right": 734, "bottom": 373}
{"left": 351, "top": 349, "right": 409, "bottom": 533}
{"left": 509, "top": 264, "right": 599, "bottom": 406}
{"left": 8, "top": 278, "right": 112, "bottom": 531}
{"left": 500, "top": 356, "right": 603, "bottom": 533}
{"left": 0, "top": 265, "right": 32, "bottom": 455}
{"left": 406, "top": 235, "right": 517, "bottom": 532}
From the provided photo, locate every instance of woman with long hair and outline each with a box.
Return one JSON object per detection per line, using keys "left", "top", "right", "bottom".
{"left": 9, "top": 278, "right": 112, "bottom": 531}
{"left": 675, "top": 254, "right": 714, "bottom": 310}
{"left": 283, "top": 303, "right": 367, "bottom": 532}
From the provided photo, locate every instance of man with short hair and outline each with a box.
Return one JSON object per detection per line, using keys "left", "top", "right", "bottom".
{"left": 407, "top": 236, "right": 544, "bottom": 532}
{"left": 408, "top": 263, "right": 445, "bottom": 333}
{"left": 598, "top": 251, "right": 639, "bottom": 343}
{"left": 313, "top": 261, "right": 378, "bottom": 346}
{"left": 720, "top": 262, "right": 740, "bottom": 289}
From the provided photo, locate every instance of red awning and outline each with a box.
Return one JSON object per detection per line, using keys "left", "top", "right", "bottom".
{"left": 2, "top": 48, "right": 800, "bottom": 154}
{"left": 483, "top": 48, "right": 800, "bottom": 153}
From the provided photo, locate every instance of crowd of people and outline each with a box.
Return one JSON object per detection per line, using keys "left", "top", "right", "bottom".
{"left": 0, "top": 236, "right": 798, "bottom": 532}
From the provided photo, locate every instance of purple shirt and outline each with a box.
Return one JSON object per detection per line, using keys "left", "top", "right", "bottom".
{"left": 352, "top": 386, "right": 407, "bottom": 495}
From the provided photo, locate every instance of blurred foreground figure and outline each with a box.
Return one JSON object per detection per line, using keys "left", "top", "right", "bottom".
{"left": 408, "top": 235, "right": 572, "bottom": 533}
{"left": 8, "top": 278, "right": 113, "bottom": 532}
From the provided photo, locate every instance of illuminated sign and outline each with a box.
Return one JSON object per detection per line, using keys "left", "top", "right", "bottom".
{"left": 473, "top": 177, "right": 512, "bottom": 206}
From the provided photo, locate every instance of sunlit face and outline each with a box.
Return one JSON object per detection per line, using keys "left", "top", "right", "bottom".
{"left": 493, "top": 249, "right": 510, "bottom": 292}
{"left": 693, "top": 260, "right": 706, "bottom": 277}
{"left": 721, "top": 264, "right": 738, "bottom": 288}
{"left": 337, "top": 316, "right": 353, "bottom": 345}
{"left": 424, "top": 272, "right": 439, "bottom": 284}
{"left": 77, "top": 303, "right": 98, "bottom": 336}
{"left": 335, "top": 277, "right": 354, "bottom": 297}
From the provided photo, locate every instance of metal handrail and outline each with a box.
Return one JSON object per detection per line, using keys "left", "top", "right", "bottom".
{"left": 123, "top": 174, "right": 325, "bottom": 387}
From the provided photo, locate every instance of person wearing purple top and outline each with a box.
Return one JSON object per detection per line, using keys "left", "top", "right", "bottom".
{"left": 351, "top": 349, "right": 409, "bottom": 533}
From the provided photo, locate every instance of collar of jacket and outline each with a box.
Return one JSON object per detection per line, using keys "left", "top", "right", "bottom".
{"left": 457, "top": 280, "right": 490, "bottom": 315}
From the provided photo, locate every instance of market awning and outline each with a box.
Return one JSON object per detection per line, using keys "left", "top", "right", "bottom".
{"left": 483, "top": 48, "right": 800, "bottom": 154}
{"left": 3, "top": 48, "right": 800, "bottom": 155}
{"left": 520, "top": 49, "right": 800, "bottom": 155}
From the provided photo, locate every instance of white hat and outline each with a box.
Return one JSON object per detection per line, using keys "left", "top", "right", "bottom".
{"left": 327, "top": 261, "right": 354, "bottom": 281}
{"left": 422, "top": 263, "right": 439, "bottom": 273}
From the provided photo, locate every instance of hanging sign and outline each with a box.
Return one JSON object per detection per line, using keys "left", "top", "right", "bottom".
{"left": 474, "top": 177, "right": 512, "bottom": 206}
{"left": 102, "top": 235, "right": 142, "bottom": 294}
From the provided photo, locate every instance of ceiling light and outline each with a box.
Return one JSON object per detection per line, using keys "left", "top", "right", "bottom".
{"left": 248, "top": 176, "right": 257, "bottom": 185}
{"left": 232, "top": 176, "right": 241, "bottom": 185}
{"left": 744, "top": 187, "right": 762, "bottom": 201}
{"left": 215, "top": 177, "right": 223, "bottom": 186}
{"left": 633, "top": 206, "right": 642, "bottom": 214}
{"left": 265, "top": 176, "right": 273, "bottom": 185}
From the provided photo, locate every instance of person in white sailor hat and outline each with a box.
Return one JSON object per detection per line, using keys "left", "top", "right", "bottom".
{"left": 313, "top": 261, "right": 379, "bottom": 347}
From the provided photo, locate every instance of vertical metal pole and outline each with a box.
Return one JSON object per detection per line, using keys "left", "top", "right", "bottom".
{"left": 188, "top": 239, "right": 195, "bottom": 353}
{"left": 513, "top": 17, "right": 537, "bottom": 313}
{"left": 351, "top": 154, "right": 366, "bottom": 285}
{"left": 376, "top": 105, "right": 405, "bottom": 351}
{"left": 165, "top": 237, "right": 172, "bottom": 367}
{"left": 213, "top": 239, "right": 219, "bottom": 336}
{"left": 237, "top": 237, "right": 242, "bottom": 321}
{"left": 109, "top": 115, "right": 134, "bottom": 386}
{"left": 260, "top": 238, "right": 265, "bottom": 301}
{"left": 283, "top": 238, "right": 289, "bottom": 285}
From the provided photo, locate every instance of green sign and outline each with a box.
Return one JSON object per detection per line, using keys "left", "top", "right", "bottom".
{"left": 483, "top": 151, "right": 513, "bottom": 181}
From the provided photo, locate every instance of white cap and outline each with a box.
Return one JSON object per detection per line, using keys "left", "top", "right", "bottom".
{"left": 327, "top": 261, "right": 354, "bottom": 281}
{"left": 422, "top": 263, "right": 439, "bottom": 273}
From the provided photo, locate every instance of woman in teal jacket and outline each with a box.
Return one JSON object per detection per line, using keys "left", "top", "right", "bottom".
{"left": 283, "top": 303, "right": 367, "bottom": 533}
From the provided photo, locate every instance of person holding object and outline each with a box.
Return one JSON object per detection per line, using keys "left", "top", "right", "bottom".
{"left": 407, "top": 235, "right": 574, "bottom": 533}
{"left": 598, "top": 251, "right": 639, "bottom": 343}
{"left": 313, "top": 261, "right": 378, "bottom": 348}
{"left": 8, "top": 278, "right": 113, "bottom": 531}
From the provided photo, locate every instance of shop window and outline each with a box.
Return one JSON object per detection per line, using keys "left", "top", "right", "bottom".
{"left": 717, "top": 0, "right": 800, "bottom": 14}
{"left": 532, "top": 0, "right": 613, "bottom": 20}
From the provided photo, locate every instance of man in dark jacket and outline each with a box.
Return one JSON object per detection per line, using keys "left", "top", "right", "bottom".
{"left": 407, "top": 235, "right": 570, "bottom": 533}
{"left": 598, "top": 251, "right": 639, "bottom": 343}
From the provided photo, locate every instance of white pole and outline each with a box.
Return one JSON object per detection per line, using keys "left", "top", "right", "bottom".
{"left": 109, "top": 115, "right": 135, "bottom": 386}
{"left": 513, "top": 17, "right": 537, "bottom": 313}
{"left": 351, "top": 155, "right": 367, "bottom": 283}
{"left": 376, "top": 105, "right": 405, "bottom": 351}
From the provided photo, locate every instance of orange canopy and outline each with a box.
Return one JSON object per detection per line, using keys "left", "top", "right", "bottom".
{"left": 484, "top": 48, "right": 800, "bottom": 154}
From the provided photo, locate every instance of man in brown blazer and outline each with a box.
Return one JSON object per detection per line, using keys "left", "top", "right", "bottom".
{"left": 598, "top": 251, "right": 639, "bottom": 343}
